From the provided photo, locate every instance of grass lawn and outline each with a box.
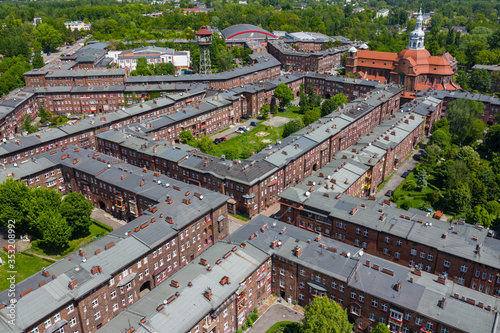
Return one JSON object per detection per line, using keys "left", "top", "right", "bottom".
{"left": 274, "top": 106, "right": 303, "bottom": 120}
{"left": 29, "top": 221, "right": 111, "bottom": 259}
{"left": 0, "top": 250, "right": 55, "bottom": 292}
{"left": 391, "top": 173, "right": 436, "bottom": 212}
{"left": 265, "top": 321, "right": 302, "bottom": 333}
{"left": 213, "top": 123, "right": 282, "bottom": 156}
{"left": 229, "top": 213, "right": 250, "bottom": 222}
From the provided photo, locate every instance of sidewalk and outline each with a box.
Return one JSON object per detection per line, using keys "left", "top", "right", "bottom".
{"left": 249, "top": 297, "right": 304, "bottom": 333}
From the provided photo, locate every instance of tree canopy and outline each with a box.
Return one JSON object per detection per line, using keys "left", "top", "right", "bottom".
{"left": 302, "top": 296, "right": 353, "bottom": 333}
{"left": 274, "top": 83, "right": 294, "bottom": 108}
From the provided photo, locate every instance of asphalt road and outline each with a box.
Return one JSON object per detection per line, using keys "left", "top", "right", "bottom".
{"left": 42, "top": 37, "right": 89, "bottom": 64}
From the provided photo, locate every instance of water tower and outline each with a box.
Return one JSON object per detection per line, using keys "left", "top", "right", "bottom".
{"left": 196, "top": 26, "right": 212, "bottom": 75}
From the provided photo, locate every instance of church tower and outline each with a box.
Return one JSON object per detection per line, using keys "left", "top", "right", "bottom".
{"left": 407, "top": 8, "right": 425, "bottom": 50}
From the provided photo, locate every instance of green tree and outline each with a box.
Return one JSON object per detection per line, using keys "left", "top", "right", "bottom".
{"left": 154, "top": 62, "right": 175, "bottom": 75}
{"left": 22, "top": 116, "right": 38, "bottom": 134}
{"left": 421, "top": 144, "right": 442, "bottom": 171}
{"left": 456, "top": 146, "right": 480, "bottom": 168}
{"left": 274, "top": 83, "right": 294, "bottom": 108}
{"left": 485, "top": 201, "right": 500, "bottom": 226}
{"left": 260, "top": 105, "right": 270, "bottom": 119}
{"left": 34, "top": 23, "right": 63, "bottom": 52}
{"left": 39, "top": 211, "right": 71, "bottom": 251}
{"left": 416, "top": 169, "right": 428, "bottom": 191}
{"left": 282, "top": 118, "right": 304, "bottom": 138}
{"left": 179, "top": 130, "right": 195, "bottom": 145}
{"left": 470, "top": 68, "right": 492, "bottom": 92}
{"left": 303, "top": 109, "right": 321, "bottom": 126}
{"left": 302, "top": 296, "right": 353, "bottom": 333}
{"left": 403, "top": 179, "right": 417, "bottom": 191}
{"left": 447, "top": 99, "right": 484, "bottom": 146}
{"left": 466, "top": 205, "right": 494, "bottom": 228}
{"left": 0, "top": 178, "right": 30, "bottom": 232}
{"left": 223, "top": 146, "right": 241, "bottom": 161}
{"left": 26, "top": 187, "right": 62, "bottom": 239}
{"left": 449, "top": 182, "right": 471, "bottom": 214}
{"left": 60, "top": 192, "right": 94, "bottom": 237}
{"left": 484, "top": 125, "right": 500, "bottom": 154}
{"left": 197, "top": 136, "right": 217, "bottom": 155}
{"left": 429, "top": 129, "right": 451, "bottom": 152}
{"left": 217, "top": 49, "right": 233, "bottom": 72}
{"left": 372, "top": 323, "right": 391, "bottom": 333}
{"left": 321, "top": 99, "right": 336, "bottom": 117}
{"left": 32, "top": 53, "right": 45, "bottom": 69}
{"left": 131, "top": 58, "right": 153, "bottom": 76}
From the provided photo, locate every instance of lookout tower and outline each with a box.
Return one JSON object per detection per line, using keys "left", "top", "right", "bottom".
{"left": 196, "top": 26, "right": 212, "bottom": 75}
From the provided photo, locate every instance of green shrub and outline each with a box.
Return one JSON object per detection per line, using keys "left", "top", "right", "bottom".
{"left": 236, "top": 329, "right": 242, "bottom": 333}
{"left": 92, "top": 220, "right": 113, "bottom": 232}
{"left": 246, "top": 317, "right": 254, "bottom": 327}
{"left": 242, "top": 323, "right": 248, "bottom": 331}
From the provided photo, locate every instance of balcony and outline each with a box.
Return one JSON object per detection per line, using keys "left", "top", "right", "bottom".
{"left": 203, "top": 320, "right": 217, "bottom": 333}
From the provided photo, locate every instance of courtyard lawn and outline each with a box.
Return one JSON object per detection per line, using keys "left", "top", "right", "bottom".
{"left": 29, "top": 221, "right": 111, "bottom": 259}
{"left": 274, "top": 106, "right": 303, "bottom": 120}
{"left": 0, "top": 250, "right": 55, "bottom": 292}
{"left": 212, "top": 123, "right": 282, "bottom": 156}
{"left": 391, "top": 172, "right": 439, "bottom": 212}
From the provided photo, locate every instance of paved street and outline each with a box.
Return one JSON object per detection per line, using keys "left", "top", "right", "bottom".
{"left": 375, "top": 145, "right": 425, "bottom": 199}
{"left": 42, "top": 37, "right": 89, "bottom": 64}
{"left": 249, "top": 304, "right": 304, "bottom": 333}
{"left": 91, "top": 208, "right": 126, "bottom": 230}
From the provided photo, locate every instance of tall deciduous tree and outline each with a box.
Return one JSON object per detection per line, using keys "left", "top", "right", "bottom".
{"left": 0, "top": 178, "right": 30, "bottom": 232}
{"left": 416, "top": 169, "right": 428, "bottom": 191}
{"left": 39, "top": 211, "right": 71, "bottom": 251}
{"left": 302, "top": 296, "right": 353, "bottom": 333}
{"left": 447, "top": 99, "right": 484, "bottom": 146}
{"left": 449, "top": 182, "right": 471, "bottom": 214}
{"left": 470, "top": 68, "right": 492, "bottom": 92}
{"left": 34, "top": 23, "right": 62, "bottom": 52}
{"left": 274, "top": 83, "right": 294, "bottom": 108}
{"left": 32, "top": 53, "right": 45, "bottom": 69}
{"left": 60, "top": 192, "right": 94, "bottom": 237}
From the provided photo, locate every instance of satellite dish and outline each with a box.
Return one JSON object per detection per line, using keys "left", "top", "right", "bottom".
{"left": 346, "top": 252, "right": 351, "bottom": 258}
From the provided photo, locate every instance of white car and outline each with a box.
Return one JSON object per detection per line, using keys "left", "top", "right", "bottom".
{"left": 235, "top": 128, "right": 245, "bottom": 134}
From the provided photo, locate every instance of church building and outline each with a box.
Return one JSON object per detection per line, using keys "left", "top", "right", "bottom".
{"left": 346, "top": 9, "right": 460, "bottom": 93}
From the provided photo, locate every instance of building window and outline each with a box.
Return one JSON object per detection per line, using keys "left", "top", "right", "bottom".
{"left": 427, "top": 254, "right": 433, "bottom": 261}
{"left": 381, "top": 304, "right": 388, "bottom": 312}
{"left": 415, "top": 317, "right": 422, "bottom": 326}
{"left": 69, "top": 317, "right": 77, "bottom": 327}
{"left": 339, "top": 285, "right": 344, "bottom": 292}
{"left": 94, "top": 311, "right": 101, "bottom": 320}
{"left": 405, "top": 313, "right": 411, "bottom": 321}
{"left": 443, "top": 260, "right": 450, "bottom": 268}
{"left": 460, "top": 265, "right": 467, "bottom": 273}
{"left": 113, "top": 303, "right": 118, "bottom": 312}
{"left": 411, "top": 249, "right": 417, "bottom": 256}
{"left": 395, "top": 252, "right": 400, "bottom": 259}
{"left": 370, "top": 313, "right": 376, "bottom": 321}
{"left": 44, "top": 319, "right": 52, "bottom": 328}
{"left": 92, "top": 298, "right": 98, "bottom": 308}
{"left": 371, "top": 299, "right": 378, "bottom": 308}
{"left": 67, "top": 304, "right": 74, "bottom": 313}
{"left": 420, "top": 251, "right": 426, "bottom": 259}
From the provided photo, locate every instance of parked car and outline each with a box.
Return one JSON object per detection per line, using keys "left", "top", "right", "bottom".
{"left": 235, "top": 128, "right": 245, "bottom": 134}
{"left": 213, "top": 138, "right": 222, "bottom": 144}
{"left": 220, "top": 137, "right": 227, "bottom": 141}
{"left": 385, "top": 190, "right": 394, "bottom": 197}
{"left": 402, "top": 171, "right": 410, "bottom": 178}
{"left": 250, "top": 121, "right": 258, "bottom": 126}
{"left": 241, "top": 114, "right": 251, "bottom": 119}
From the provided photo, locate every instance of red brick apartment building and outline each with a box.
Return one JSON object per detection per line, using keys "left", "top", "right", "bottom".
{"left": 279, "top": 188, "right": 500, "bottom": 297}
{"left": 418, "top": 89, "right": 500, "bottom": 125}
{"left": 0, "top": 89, "right": 205, "bottom": 166}
{"left": 0, "top": 90, "right": 38, "bottom": 140}
{"left": 124, "top": 56, "right": 282, "bottom": 90}
{"left": 267, "top": 40, "right": 351, "bottom": 72}
{"left": 94, "top": 216, "right": 500, "bottom": 333}
{"left": 0, "top": 147, "right": 231, "bottom": 333}
{"left": 96, "top": 86, "right": 403, "bottom": 217}
{"left": 24, "top": 63, "right": 127, "bottom": 88}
